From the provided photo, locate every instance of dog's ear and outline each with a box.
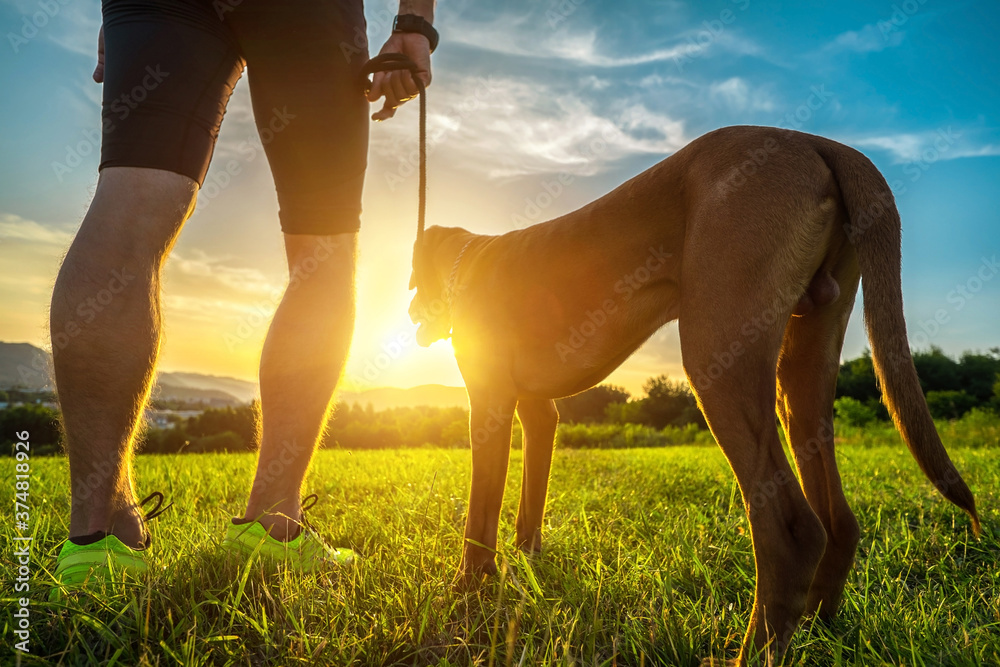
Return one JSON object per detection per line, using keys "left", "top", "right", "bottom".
{"left": 408, "top": 269, "right": 417, "bottom": 291}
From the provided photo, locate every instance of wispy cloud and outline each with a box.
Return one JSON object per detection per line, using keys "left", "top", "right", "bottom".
{"left": 0, "top": 214, "right": 75, "bottom": 246}
{"left": 444, "top": 10, "right": 762, "bottom": 69}
{"left": 166, "top": 249, "right": 279, "bottom": 297}
{"left": 853, "top": 128, "right": 1000, "bottom": 164}
{"left": 370, "top": 75, "right": 689, "bottom": 179}
{"left": 709, "top": 77, "right": 775, "bottom": 112}
{"left": 825, "top": 23, "right": 905, "bottom": 54}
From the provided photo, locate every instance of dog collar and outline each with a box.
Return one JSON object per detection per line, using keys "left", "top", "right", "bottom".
{"left": 445, "top": 239, "right": 474, "bottom": 304}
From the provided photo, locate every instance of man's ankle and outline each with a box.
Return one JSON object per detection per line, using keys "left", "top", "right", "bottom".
{"left": 255, "top": 513, "right": 302, "bottom": 542}
{"left": 69, "top": 512, "right": 148, "bottom": 550}
{"left": 243, "top": 495, "right": 302, "bottom": 542}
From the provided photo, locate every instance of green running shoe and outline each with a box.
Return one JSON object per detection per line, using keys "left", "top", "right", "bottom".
{"left": 49, "top": 492, "right": 172, "bottom": 602}
{"left": 222, "top": 494, "right": 355, "bottom": 571}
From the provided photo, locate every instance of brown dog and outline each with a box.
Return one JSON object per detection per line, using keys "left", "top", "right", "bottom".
{"left": 408, "top": 125, "right": 980, "bottom": 665}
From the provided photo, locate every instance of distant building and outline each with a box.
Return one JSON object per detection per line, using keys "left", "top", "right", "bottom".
{"left": 144, "top": 409, "right": 203, "bottom": 430}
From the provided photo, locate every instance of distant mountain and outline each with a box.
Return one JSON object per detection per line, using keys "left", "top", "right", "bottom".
{"left": 337, "top": 384, "right": 468, "bottom": 410}
{"left": 156, "top": 371, "right": 258, "bottom": 403}
{"left": 0, "top": 342, "right": 51, "bottom": 390}
{"left": 0, "top": 342, "right": 251, "bottom": 404}
{"left": 0, "top": 342, "right": 467, "bottom": 410}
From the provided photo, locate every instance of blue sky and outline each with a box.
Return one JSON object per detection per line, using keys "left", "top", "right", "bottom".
{"left": 0, "top": 0, "right": 998, "bottom": 392}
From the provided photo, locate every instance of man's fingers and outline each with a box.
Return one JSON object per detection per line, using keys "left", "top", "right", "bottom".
{"left": 367, "top": 71, "right": 385, "bottom": 102}
{"left": 389, "top": 73, "right": 410, "bottom": 106}
{"left": 372, "top": 101, "right": 397, "bottom": 121}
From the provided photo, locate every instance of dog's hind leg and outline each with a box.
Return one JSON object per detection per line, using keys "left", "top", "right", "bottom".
{"left": 680, "top": 293, "right": 827, "bottom": 665}
{"left": 776, "top": 261, "right": 862, "bottom": 620}
{"left": 515, "top": 398, "right": 559, "bottom": 553}
{"left": 458, "top": 391, "right": 518, "bottom": 584}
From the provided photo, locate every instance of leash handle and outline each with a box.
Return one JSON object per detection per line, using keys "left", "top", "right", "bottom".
{"left": 361, "top": 53, "right": 427, "bottom": 251}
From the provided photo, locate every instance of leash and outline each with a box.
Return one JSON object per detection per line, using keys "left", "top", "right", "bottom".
{"left": 360, "top": 53, "right": 429, "bottom": 284}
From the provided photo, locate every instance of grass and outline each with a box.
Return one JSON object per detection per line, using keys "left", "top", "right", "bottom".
{"left": 2, "top": 430, "right": 999, "bottom": 666}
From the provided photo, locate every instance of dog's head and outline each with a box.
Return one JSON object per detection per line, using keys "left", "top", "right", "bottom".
{"left": 408, "top": 225, "right": 471, "bottom": 347}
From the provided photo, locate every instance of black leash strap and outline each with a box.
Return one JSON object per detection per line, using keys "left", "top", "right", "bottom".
{"left": 361, "top": 54, "right": 428, "bottom": 260}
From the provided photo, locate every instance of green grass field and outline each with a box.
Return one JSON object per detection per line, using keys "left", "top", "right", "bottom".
{"left": 3, "top": 432, "right": 999, "bottom": 666}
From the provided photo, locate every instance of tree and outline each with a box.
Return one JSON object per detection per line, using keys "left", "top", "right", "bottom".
{"left": 912, "top": 346, "right": 961, "bottom": 393}
{"left": 637, "top": 376, "right": 706, "bottom": 429}
{"left": 184, "top": 402, "right": 259, "bottom": 451}
{"left": 836, "top": 351, "right": 879, "bottom": 402}
{"left": 926, "top": 390, "right": 978, "bottom": 420}
{"left": 0, "top": 404, "right": 62, "bottom": 455}
{"left": 556, "top": 385, "right": 630, "bottom": 424}
{"left": 834, "top": 396, "right": 877, "bottom": 426}
{"left": 956, "top": 349, "right": 1000, "bottom": 402}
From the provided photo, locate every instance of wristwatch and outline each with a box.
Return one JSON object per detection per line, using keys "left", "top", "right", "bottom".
{"left": 392, "top": 14, "right": 439, "bottom": 53}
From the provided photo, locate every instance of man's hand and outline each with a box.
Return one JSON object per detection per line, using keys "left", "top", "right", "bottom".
{"left": 366, "top": 31, "right": 432, "bottom": 121}
{"left": 93, "top": 25, "right": 105, "bottom": 83}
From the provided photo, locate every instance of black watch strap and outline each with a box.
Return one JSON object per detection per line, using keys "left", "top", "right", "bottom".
{"left": 392, "top": 14, "right": 439, "bottom": 53}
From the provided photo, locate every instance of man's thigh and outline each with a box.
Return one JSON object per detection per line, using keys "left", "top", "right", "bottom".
{"left": 99, "top": 0, "right": 245, "bottom": 186}
{"left": 226, "top": 0, "right": 370, "bottom": 236}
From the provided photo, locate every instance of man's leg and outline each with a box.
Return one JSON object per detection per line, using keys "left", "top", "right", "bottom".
{"left": 52, "top": 167, "right": 198, "bottom": 549}
{"left": 243, "top": 233, "right": 357, "bottom": 540}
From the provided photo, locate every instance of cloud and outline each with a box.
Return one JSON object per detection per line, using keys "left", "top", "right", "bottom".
{"left": 826, "top": 23, "right": 905, "bottom": 53}
{"left": 443, "top": 11, "right": 761, "bottom": 69}
{"left": 370, "top": 75, "right": 689, "bottom": 179}
{"left": 166, "top": 248, "right": 279, "bottom": 298}
{"left": 0, "top": 214, "right": 75, "bottom": 246}
{"left": 852, "top": 128, "right": 1000, "bottom": 164}
{"left": 708, "top": 77, "right": 775, "bottom": 112}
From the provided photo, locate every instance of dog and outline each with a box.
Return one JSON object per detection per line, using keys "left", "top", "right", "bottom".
{"left": 407, "top": 125, "right": 980, "bottom": 665}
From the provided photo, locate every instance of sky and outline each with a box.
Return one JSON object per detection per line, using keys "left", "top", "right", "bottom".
{"left": 0, "top": 0, "right": 998, "bottom": 395}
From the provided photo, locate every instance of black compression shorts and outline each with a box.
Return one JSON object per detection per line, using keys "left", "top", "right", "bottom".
{"left": 100, "top": 0, "right": 369, "bottom": 235}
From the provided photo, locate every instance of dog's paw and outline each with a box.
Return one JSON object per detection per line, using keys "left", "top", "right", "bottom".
{"left": 452, "top": 557, "right": 498, "bottom": 591}
{"left": 515, "top": 530, "right": 543, "bottom": 554}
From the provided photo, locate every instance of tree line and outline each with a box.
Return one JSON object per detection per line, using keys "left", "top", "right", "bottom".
{"left": 2, "top": 346, "right": 998, "bottom": 455}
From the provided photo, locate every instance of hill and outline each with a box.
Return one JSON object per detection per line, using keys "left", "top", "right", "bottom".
{"left": 0, "top": 342, "right": 467, "bottom": 409}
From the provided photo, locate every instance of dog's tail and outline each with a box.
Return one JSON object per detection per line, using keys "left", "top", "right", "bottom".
{"left": 815, "top": 138, "right": 980, "bottom": 536}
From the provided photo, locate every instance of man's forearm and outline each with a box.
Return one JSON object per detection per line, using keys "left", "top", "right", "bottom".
{"left": 399, "top": 0, "right": 435, "bottom": 23}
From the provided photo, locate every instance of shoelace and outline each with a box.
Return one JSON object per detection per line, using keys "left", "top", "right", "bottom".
{"left": 60, "top": 491, "right": 174, "bottom": 550}
{"left": 134, "top": 491, "right": 174, "bottom": 549}
{"left": 139, "top": 491, "right": 174, "bottom": 521}
{"left": 295, "top": 493, "right": 320, "bottom": 537}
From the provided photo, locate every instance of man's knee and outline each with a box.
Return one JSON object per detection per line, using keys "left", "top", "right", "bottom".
{"left": 283, "top": 232, "right": 357, "bottom": 284}
{"left": 79, "top": 167, "right": 199, "bottom": 259}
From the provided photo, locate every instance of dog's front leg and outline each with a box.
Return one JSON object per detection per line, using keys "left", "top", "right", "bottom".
{"left": 458, "top": 392, "right": 517, "bottom": 585}
{"left": 515, "top": 398, "right": 558, "bottom": 553}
